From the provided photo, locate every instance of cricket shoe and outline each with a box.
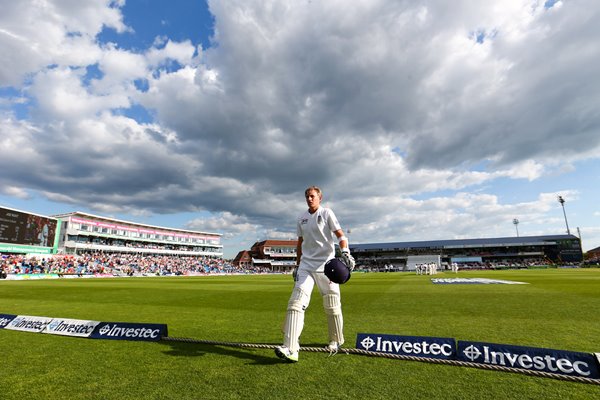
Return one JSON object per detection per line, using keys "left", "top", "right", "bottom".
{"left": 326, "top": 341, "right": 340, "bottom": 356}
{"left": 275, "top": 346, "right": 299, "bottom": 363}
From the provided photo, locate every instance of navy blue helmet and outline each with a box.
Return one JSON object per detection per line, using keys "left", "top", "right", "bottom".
{"left": 324, "top": 258, "right": 351, "bottom": 284}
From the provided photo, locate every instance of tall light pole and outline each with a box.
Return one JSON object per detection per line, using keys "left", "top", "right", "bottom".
{"left": 347, "top": 228, "right": 353, "bottom": 252}
{"left": 557, "top": 195, "right": 571, "bottom": 235}
{"left": 577, "top": 226, "right": 583, "bottom": 260}
{"left": 513, "top": 218, "right": 519, "bottom": 237}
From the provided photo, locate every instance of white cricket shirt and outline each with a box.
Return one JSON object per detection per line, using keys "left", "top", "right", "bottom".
{"left": 297, "top": 206, "right": 342, "bottom": 270}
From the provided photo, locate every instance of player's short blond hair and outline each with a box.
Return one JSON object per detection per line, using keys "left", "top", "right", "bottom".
{"left": 305, "top": 186, "right": 322, "bottom": 199}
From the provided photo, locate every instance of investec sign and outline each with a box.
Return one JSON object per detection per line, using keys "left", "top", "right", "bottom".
{"left": 431, "top": 278, "right": 528, "bottom": 285}
{"left": 458, "top": 341, "right": 600, "bottom": 379}
{"left": 0, "top": 313, "right": 167, "bottom": 342}
{"left": 356, "top": 333, "right": 456, "bottom": 360}
{"left": 4, "top": 315, "right": 53, "bottom": 333}
{"left": 45, "top": 318, "right": 100, "bottom": 338}
{"left": 91, "top": 322, "right": 168, "bottom": 341}
{"left": 0, "top": 314, "right": 17, "bottom": 329}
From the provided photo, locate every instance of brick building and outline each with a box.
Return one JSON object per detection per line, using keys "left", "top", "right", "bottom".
{"left": 233, "top": 239, "right": 297, "bottom": 272}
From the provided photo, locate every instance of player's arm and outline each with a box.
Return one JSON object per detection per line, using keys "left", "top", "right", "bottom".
{"left": 293, "top": 237, "right": 303, "bottom": 281}
{"left": 334, "top": 230, "right": 348, "bottom": 250}
{"left": 296, "top": 237, "right": 303, "bottom": 265}
{"left": 334, "top": 230, "right": 355, "bottom": 271}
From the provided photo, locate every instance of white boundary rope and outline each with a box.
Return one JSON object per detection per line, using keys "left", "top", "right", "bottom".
{"left": 162, "top": 336, "right": 600, "bottom": 386}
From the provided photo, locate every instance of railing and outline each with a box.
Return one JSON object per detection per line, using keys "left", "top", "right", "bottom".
{"left": 65, "top": 241, "right": 222, "bottom": 256}
{"left": 263, "top": 250, "right": 296, "bottom": 257}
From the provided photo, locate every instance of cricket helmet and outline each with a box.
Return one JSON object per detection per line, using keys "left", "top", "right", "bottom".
{"left": 324, "top": 258, "right": 351, "bottom": 284}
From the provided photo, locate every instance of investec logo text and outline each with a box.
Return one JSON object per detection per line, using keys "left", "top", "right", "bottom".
{"left": 358, "top": 334, "right": 454, "bottom": 358}
{"left": 97, "top": 323, "right": 162, "bottom": 339}
{"left": 461, "top": 344, "right": 593, "bottom": 377}
{"left": 46, "top": 319, "right": 98, "bottom": 337}
{"left": 7, "top": 316, "right": 51, "bottom": 332}
{"left": 0, "top": 317, "right": 14, "bottom": 328}
{"left": 431, "top": 278, "right": 527, "bottom": 285}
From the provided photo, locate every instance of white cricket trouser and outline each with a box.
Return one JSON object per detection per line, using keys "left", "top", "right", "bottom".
{"left": 282, "top": 265, "right": 343, "bottom": 353}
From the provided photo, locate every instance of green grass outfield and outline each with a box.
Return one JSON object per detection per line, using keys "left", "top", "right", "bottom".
{"left": 1, "top": 269, "right": 599, "bottom": 399}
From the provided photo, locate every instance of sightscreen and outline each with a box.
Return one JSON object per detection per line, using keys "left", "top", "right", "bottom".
{"left": 0, "top": 206, "right": 58, "bottom": 248}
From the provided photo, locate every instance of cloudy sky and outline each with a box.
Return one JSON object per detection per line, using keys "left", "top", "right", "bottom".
{"left": 1, "top": 0, "right": 599, "bottom": 258}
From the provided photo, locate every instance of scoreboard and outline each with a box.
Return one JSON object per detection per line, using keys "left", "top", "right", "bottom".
{"left": 0, "top": 206, "right": 58, "bottom": 253}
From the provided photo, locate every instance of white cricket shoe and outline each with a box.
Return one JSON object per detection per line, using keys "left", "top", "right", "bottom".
{"left": 326, "top": 341, "right": 340, "bottom": 356}
{"left": 275, "top": 346, "right": 299, "bottom": 363}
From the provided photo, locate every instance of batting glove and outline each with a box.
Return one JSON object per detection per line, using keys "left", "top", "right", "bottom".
{"left": 341, "top": 248, "right": 355, "bottom": 271}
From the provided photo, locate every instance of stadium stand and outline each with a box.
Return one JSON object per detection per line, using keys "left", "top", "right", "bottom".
{"left": 52, "top": 212, "right": 223, "bottom": 257}
{"left": 350, "top": 235, "right": 583, "bottom": 271}
{"left": 0, "top": 253, "right": 270, "bottom": 278}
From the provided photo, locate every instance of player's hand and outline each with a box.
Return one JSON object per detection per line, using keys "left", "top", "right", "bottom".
{"left": 292, "top": 266, "right": 298, "bottom": 281}
{"left": 341, "top": 249, "right": 355, "bottom": 271}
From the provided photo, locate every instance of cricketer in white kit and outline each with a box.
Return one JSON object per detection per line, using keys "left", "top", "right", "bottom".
{"left": 275, "top": 186, "right": 354, "bottom": 362}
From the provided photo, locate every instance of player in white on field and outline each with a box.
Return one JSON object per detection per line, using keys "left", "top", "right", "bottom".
{"left": 275, "top": 186, "right": 354, "bottom": 362}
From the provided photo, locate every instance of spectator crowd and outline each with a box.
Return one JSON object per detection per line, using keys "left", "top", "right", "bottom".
{"left": 1, "top": 254, "right": 585, "bottom": 280}
{"left": 357, "top": 258, "right": 555, "bottom": 272}
{"left": 0, "top": 253, "right": 270, "bottom": 278}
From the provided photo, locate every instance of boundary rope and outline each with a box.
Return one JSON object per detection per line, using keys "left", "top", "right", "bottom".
{"left": 162, "top": 336, "right": 600, "bottom": 386}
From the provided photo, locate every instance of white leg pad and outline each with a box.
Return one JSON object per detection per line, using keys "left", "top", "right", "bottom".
{"left": 282, "top": 288, "right": 310, "bottom": 353}
{"left": 323, "top": 293, "right": 344, "bottom": 345}
{"left": 282, "top": 310, "right": 303, "bottom": 353}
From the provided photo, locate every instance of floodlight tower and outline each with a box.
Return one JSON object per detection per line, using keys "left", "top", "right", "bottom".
{"left": 513, "top": 218, "right": 519, "bottom": 237}
{"left": 577, "top": 226, "right": 583, "bottom": 256}
{"left": 557, "top": 195, "right": 571, "bottom": 235}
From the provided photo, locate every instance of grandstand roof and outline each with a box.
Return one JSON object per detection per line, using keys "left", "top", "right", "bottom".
{"left": 255, "top": 239, "right": 297, "bottom": 247}
{"left": 232, "top": 250, "right": 252, "bottom": 263}
{"left": 350, "top": 234, "right": 579, "bottom": 251}
{"left": 52, "top": 211, "right": 221, "bottom": 237}
{"left": 586, "top": 246, "right": 600, "bottom": 255}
